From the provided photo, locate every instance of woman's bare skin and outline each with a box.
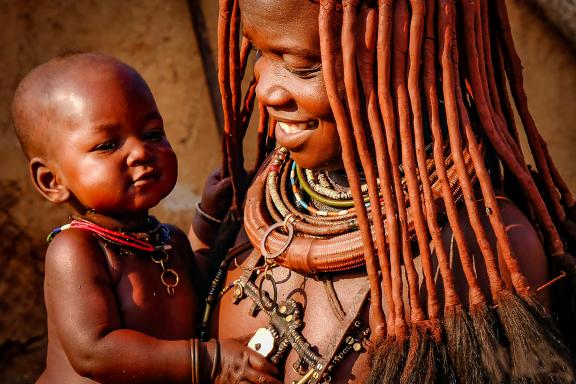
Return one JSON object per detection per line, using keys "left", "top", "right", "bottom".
{"left": 188, "top": 1, "right": 553, "bottom": 382}
{"left": 212, "top": 186, "right": 548, "bottom": 383}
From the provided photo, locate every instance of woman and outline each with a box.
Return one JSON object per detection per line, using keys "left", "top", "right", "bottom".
{"left": 192, "top": 0, "right": 576, "bottom": 382}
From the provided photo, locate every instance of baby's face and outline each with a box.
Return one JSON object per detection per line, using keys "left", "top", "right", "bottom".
{"left": 48, "top": 65, "right": 177, "bottom": 217}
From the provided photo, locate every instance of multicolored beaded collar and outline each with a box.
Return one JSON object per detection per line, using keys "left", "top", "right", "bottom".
{"left": 48, "top": 216, "right": 179, "bottom": 295}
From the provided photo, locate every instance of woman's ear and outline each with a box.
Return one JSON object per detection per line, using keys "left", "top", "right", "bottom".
{"left": 29, "top": 157, "right": 70, "bottom": 204}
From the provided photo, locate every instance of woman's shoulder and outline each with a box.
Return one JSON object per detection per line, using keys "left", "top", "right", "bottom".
{"left": 494, "top": 195, "right": 549, "bottom": 292}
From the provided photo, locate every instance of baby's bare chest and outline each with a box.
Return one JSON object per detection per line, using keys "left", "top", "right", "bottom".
{"left": 107, "top": 249, "right": 199, "bottom": 339}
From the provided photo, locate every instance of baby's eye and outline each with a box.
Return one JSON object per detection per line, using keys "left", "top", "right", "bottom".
{"left": 92, "top": 141, "right": 118, "bottom": 152}
{"left": 143, "top": 129, "right": 165, "bottom": 142}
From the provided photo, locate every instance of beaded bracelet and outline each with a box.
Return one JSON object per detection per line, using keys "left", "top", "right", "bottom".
{"left": 195, "top": 202, "right": 223, "bottom": 225}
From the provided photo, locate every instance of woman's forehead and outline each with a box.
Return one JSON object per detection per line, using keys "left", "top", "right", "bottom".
{"left": 239, "top": 0, "right": 319, "bottom": 23}
{"left": 240, "top": 0, "right": 320, "bottom": 51}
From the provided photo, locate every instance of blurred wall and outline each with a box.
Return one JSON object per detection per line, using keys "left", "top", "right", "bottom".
{"left": 507, "top": 1, "right": 576, "bottom": 190}
{"left": 0, "top": 0, "right": 574, "bottom": 382}
{"left": 0, "top": 1, "right": 220, "bottom": 382}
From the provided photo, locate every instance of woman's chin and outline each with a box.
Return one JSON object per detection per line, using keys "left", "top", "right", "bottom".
{"left": 290, "top": 151, "right": 343, "bottom": 172}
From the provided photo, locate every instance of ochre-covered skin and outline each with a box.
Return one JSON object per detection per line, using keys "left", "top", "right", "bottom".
{"left": 204, "top": 0, "right": 573, "bottom": 383}
{"left": 39, "top": 224, "right": 200, "bottom": 384}
{"left": 215, "top": 196, "right": 548, "bottom": 383}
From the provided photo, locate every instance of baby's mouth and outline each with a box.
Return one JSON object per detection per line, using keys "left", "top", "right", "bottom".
{"left": 133, "top": 170, "right": 160, "bottom": 186}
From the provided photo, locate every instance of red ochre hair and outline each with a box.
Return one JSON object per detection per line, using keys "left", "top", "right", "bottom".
{"left": 217, "top": 0, "right": 576, "bottom": 382}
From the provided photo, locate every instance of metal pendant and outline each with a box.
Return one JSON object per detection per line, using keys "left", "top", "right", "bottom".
{"left": 248, "top": 327, "right": 276, "bottom": 358}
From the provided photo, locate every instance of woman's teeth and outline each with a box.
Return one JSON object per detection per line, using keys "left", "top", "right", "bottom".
{"left": 277, "top": 121, "right": 317, "bottom": 134}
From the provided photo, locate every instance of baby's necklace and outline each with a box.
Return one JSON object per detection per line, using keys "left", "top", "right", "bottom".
{"left": 47, "top": 217, "right": 179, "bottom": 296}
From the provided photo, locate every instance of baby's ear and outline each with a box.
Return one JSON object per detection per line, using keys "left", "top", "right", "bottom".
{"left": 29, "top": 157, "right": 70, "bottom": 204}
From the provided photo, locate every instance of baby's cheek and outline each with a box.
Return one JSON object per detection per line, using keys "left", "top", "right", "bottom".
{"left": 161, "top": 150, "right": 178, "bottom": 192}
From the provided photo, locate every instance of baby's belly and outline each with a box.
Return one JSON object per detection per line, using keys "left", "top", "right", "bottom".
{"left": 215, "top": 251, "right": 374, "bottom": 384}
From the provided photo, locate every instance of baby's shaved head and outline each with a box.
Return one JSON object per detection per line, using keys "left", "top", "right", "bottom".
{"left": 11, "top": 53, "right": 143, "bottom": 159}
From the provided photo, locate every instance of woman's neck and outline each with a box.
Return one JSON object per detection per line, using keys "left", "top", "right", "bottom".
{"left": 325, "top": 169, "right": 350, "bottom": 188}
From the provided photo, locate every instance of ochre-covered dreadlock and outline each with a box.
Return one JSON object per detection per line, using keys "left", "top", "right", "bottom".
{"left": 217, "top": 0, "right": 576, "bottom": 382}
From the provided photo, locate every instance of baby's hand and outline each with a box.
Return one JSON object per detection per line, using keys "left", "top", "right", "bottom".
{"left": 213, "top": 338, "right": 282, "bottom": 384}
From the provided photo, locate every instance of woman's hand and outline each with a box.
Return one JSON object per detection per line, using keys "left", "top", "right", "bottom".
{"left": 210, "top": 338, "right": 282, "bottom": 384}
{"left": 189, "top": 168, "right": 232, "bottom": 250}
{"left": 199, "top": 168, "right": 233, "bottom": 221}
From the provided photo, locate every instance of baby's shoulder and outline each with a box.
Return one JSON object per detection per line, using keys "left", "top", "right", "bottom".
{"left": 46, "top": 227, "right": 101, "bottom": 257}
{"left": 162, "top": 223, "right": 196, "bottom": 264}
{"left": 162, "top": 223, "right": 192, "bottom": 251}
{"left": 45, "top": 227, "right": 110, "bottom": 280}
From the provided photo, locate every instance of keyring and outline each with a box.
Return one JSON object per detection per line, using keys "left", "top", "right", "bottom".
{"left": 260, "top": 217, "right": 295, "bottom": 261}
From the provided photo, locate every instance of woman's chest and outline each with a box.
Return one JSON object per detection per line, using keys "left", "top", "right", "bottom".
{"left": 216, "top": 251, "right": 373, "bottom": 383}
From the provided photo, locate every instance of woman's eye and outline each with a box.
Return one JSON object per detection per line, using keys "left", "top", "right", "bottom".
{"left": 143, "top": 129, "right": 165, "bottom": 142}
{"left": 250, "top": 44, "right": 261, "bottom": 56}
{"left": 93, "top": 141, "right": 118, "bottom": 152}
{"left": 286, "top": 63, "right": 322, "bottom": 79}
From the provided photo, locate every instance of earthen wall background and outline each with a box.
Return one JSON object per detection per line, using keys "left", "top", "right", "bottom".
{"left": 0, "top": 1, "right": 574, "bottom": 382}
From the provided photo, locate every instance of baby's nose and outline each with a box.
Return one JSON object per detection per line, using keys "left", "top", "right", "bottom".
{"left": 126, "top": 139, "right": 153, "bottom": 166}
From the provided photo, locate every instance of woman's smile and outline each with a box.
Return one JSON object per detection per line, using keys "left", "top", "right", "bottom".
{"left": 274, "top": 120, "right": 319, "bottom": 150}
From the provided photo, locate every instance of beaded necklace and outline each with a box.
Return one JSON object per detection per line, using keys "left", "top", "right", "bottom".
{"left": 244, "top": 145, "right": 479, "bottom": 274}
{"left": 48, "top": 216, "right": 179, "bottom": 295}
{"left": 291, "top": 162, "right": 374, "bottom": 216}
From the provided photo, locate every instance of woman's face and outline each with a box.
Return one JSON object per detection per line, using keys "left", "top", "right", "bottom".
{"left": 240, "top": 0, "right": 343, "bottom": 171}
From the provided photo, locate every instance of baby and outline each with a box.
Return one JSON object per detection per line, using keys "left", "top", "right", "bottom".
{"left": 11, "top": 53, "right": 280, "bottom": 384}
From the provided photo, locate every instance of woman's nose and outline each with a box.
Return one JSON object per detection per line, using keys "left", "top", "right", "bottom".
{"left": 126, "top": 138, "right": 153, "bottom": 166}
{"left": 254, "top": 57, "right": 292, "bottom": 109}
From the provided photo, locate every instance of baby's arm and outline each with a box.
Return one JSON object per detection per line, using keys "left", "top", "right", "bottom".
{"left": 45, "top": 228, "right": 280, "bottom": 383}
{"left": 45, "top": 228, "right": 191, "bottom": 382}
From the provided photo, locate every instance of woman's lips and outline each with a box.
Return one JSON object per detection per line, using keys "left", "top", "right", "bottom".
{"left": 275, "top": 120, "right": 318, "bottom": 150}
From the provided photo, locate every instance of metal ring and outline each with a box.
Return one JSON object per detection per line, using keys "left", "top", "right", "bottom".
{"left": 260, "top": 220, "right": 295, "bottom": 261}
{"left": 161, "top": 268, "right": 179, "bottom": 288}
{"left": 283, "top": 213, "right": 296, "bottom": 230}
{"left": 151, "top": 251, "right": 169, "bottom": 264}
